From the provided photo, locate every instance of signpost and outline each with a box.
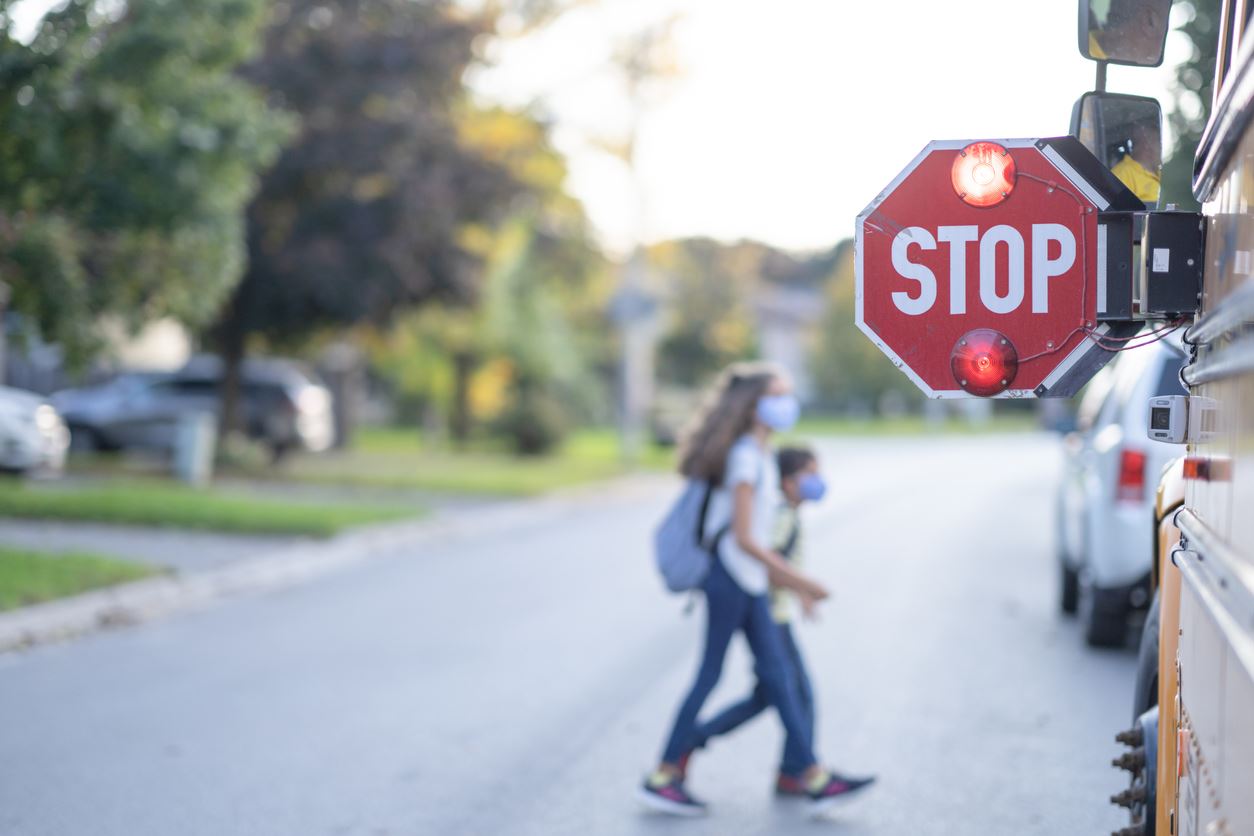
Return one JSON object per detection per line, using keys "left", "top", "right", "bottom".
{"left": 856, "top": 137, "right": 1144, "bottom": 398}
{"left": 609, "top": 251, "right": 659, "bottom": 463}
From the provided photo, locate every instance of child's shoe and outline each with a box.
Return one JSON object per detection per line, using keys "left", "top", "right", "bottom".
{"left": 774, "top": 773, "right": 807, "bottom": 797}
{"left": 637, "top": 771, "right": 708, "bottom": 817}
{"left": 806, "top": 769, "right": 876, "bottom": 815}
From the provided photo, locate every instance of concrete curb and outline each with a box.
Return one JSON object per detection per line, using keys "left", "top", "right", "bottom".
{"left": 0, "top": 472, "right": 672, "bottom": 654}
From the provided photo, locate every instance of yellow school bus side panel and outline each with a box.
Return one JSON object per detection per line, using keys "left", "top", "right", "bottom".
{"left": 1153, "top": 457, "right": 1186, "bottom": 582}
{"left": 1176, "top": 580, "right": 1226, "bottom": 836}
{"left": 1153, "top": 457, "right": 1185, "bottom": 836}
{"left": 1156, "top": 520, "right": 1181, "bottom": 836}
{"left": 1175, "top": 553, "right": 1254, "bottom": 836}
{"left": 1221, "top": 645, "right": 1254, "bottom": 833}
{"left": 1170, "top": 89, "right": 1254, "bottom": 833}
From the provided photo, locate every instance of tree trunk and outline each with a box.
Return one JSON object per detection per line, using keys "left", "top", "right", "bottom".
{"left": 217, "top": 324, "right": 246, "bottom": 445}
{"left": 449, "top": 352, "right": 476, "bottom": 446}
{"left": 319, "top": 341, "right": 361, "bottom": 451}
{"left": 0, "top": 280, "right": 9, "bottom": 387}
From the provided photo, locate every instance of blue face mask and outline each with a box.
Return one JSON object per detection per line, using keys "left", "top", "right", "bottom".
{"left": 799, "top": 473, "right": 827, "bottom": 502}
{"left": 756, "top": 394, "right": 800, "bottom": 431}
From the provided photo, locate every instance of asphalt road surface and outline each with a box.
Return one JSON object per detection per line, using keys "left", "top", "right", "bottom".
{"left": 0, "top": 433, "right": 1140, "bottom": 835}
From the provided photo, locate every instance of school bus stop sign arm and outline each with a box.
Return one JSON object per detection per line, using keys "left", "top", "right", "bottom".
{"left": 856, "top": 136, "right": 1146, "bottom": 399}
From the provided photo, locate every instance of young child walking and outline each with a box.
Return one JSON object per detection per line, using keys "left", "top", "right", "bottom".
{"left": 637, "top": 363, "right": 872, "bottom": 817}
{"left": 686, "top": 446, "right": 873, "bottom": 798}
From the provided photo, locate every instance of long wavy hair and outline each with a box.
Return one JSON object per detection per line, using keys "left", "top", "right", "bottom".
{"left": 678, "top": 361, "right": 784, "bottom": 484}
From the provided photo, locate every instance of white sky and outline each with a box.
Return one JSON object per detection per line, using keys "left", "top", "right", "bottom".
{"left": 10, "top": 0, "right": 1194, "bottom": 258}
{"left": 471, "top": 0, "right": 1193, "bottom": 256}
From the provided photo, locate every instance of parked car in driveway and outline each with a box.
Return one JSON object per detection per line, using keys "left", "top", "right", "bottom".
{"left": 52, "top": 357, "right": 334, "bottom": 458}
{"left": 1054, "top": 333, "right": 1187, "bottom": 647}
{"left": 0, "top": 385, "right": 69, "bottom": 475}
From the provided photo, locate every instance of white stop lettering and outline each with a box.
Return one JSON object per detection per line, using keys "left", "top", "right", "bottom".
{"left": 889, "top": 224, "right": 1076, "bottom": 316}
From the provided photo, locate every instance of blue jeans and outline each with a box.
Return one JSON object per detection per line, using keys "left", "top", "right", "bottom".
{"left": 690, "top": 623, "right": 814, "bottom": 777}
{"left": 660, "top": 557, "right": 816, "bottom": 771}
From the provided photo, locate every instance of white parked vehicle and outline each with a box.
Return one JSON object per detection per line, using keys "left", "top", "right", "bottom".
{"left": 0, "top": 385, "right": 70, "bottom": 475}
{"left": 1055, "top": 333, "right": 1187, "bottom": 647}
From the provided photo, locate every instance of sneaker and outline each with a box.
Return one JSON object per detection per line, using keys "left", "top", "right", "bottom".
{"left": 774, "top": 773, "right": 807, "bottom": 797}
{"left": 637, "top": 772, "right": 708, "bottom": 817}
{"left": 807, "top": 770, "right": 876, "bottom": 815}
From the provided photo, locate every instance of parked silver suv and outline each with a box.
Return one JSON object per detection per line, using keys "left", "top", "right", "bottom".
{"left": 52, "top": 357, "right": 333, "bottom": 458}
{"left": 1054, "top": 333, "right": 1186, "bottom": 646}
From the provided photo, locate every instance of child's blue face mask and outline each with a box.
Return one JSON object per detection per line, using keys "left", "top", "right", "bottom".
{"left": 756, "top": 394, "right": 800, "bottom": 431}
{"left": 799, "top": 473, "right": 827, "bottom": 502}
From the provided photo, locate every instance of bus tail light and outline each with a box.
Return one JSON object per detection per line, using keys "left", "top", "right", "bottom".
{"left": 950, "top": 329, "right": 1018, "bottom": 396}
{"left": 1116, "top": 449, "right": 1147, "bottom": 503}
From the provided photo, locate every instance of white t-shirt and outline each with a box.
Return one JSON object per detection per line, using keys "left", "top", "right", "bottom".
{"left": 703, "top": 434, "right": 777, "bottom": 595}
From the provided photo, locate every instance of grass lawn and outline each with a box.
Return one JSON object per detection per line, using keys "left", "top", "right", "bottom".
{"left": 238, "top": 415, "right": 1036, "bottom": 497}
{"left": 0, "top": 547, "right": 157, "bottom": 612}
{"left": 792, "top": 412, "right": 1039, "bottom": 438}
{"left": 246, "top": 427, "right": 673, "bottom": 497}
{"left": 0, "top": 480, "right": 419, "bottom": 537}
{"left": 56, "top": 414, "right": 1038, "bottom": 503}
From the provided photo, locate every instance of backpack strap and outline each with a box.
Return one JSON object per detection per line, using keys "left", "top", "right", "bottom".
{"left": 706, "top": 522, "right": 731, "bottom": 554}
{"left": 695, "top": 480, "right": 715, "bottom": 546}
{"left": 680, "top": 482, "right": 721, "bottom": 618}
{"left": 683, "top": 589, "right": 700, "bottom": 616}
{"left": 698, "top": 478, "right": 734, "bottom": 554}
{"left": 779, "top": 513, "right": 801, "bottom": 560}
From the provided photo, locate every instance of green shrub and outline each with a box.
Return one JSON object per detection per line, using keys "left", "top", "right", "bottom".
{"left": 492, "top": 388, "right": 569, "bottom": 456}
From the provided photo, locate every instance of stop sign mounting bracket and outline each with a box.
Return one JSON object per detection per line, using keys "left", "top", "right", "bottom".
{"left": 1095, "top": 209, "right": 1205, "bottom": 323}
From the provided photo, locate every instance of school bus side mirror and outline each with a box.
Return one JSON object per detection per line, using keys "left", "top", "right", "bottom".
{"left": 1078, "top": 0, "right": 1172, "bottom": 67}
{"left": 1069, "top": 91, "right": 1164, "bottom": 207}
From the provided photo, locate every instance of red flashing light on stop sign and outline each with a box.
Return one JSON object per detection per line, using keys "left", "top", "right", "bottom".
{"left": 951, "top": 142, "right": 1016, "bottom": 207}
{"left": 950, "top": 329, "right": 1018, "bottom": 396}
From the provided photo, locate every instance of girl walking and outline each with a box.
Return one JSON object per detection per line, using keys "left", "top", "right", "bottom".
{"left": 637, "top": 362, "right": 873, "bottom": 817}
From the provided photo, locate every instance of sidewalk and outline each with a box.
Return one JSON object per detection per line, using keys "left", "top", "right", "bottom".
{"left": 0, "top": 520, "right": 305, "bottom": 573}
{"left": 0, "top": 471, "right": 673, "bottom": 653}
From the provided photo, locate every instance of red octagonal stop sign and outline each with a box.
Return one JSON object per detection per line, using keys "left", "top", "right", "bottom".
{"left": 856, "top": 137, "right": 1139, "bottom": 398}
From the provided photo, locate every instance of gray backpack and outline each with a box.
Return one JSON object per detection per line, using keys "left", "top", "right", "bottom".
{"left": 654, "top": 480, "right": 726, "bottom": 592}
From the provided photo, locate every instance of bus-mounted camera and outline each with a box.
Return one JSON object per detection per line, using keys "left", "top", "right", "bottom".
{"left": 1147, "top": 394, "right": 1221, "bottom": 445}
{"left": 1148, "top": 395, "right": 1188, "bottom": 443}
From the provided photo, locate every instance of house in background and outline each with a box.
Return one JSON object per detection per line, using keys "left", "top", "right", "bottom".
{"left": 3, "top": 317, "right": 191, "bottom": 394}
{"left": 752, "top": 281, "right": 826, "bottom": 405}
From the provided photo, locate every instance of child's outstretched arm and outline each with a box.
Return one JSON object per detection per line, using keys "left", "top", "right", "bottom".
{"left": 798, "top": 592, "right": 819, "bottom": 621}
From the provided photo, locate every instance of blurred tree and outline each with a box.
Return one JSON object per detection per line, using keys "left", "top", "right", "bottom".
{"left": 473, "top": 0, "right": 596, "bottom": 36}
{"left": 0, "top": 0, "right": 288, "bottom": 364}
{"left": 213, "top": 0, "right": 524, "bottom": 439}
{"left": 365, "top": 105, "right": 608, "bottom": 452}
{"left": 647, "top": 238, "right": 766, "bottom": 388}
{"left": 809, "top": 239, "right": 922, "bottom": 413}
{"left": 1159, "top": 0, "right": 1220, "bottom": 210}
